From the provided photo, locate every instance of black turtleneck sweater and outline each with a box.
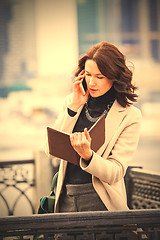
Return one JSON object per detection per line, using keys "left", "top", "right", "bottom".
{"left": 64, "top": 86, "right": 116, "bottom": 185}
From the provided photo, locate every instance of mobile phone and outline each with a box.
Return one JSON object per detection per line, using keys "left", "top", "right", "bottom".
{"left": 80, "top": 78, "right": 87, "bottom": 95}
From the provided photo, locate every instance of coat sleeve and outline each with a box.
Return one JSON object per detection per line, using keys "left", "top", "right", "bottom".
{"left": 80, "top": 107, "right": 142, "bottom": 185}
{"left": 53, "top": 94, "right": 82, "bottom": 133}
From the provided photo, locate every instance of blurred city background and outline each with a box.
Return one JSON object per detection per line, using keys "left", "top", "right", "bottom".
{"left": 0, "top": 0, "right": 160, "bottom": 216}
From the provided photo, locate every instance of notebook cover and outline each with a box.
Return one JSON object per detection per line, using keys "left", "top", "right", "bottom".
{"left": 47, "top": 114, "right": 105, "bottom": 166}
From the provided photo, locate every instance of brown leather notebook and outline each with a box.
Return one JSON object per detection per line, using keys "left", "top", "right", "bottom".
{"left": 47, "top": 114, "right": 105, "bottom": 166}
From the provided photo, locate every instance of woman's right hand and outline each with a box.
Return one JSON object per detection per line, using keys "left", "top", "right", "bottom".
{"left": 68, "top": 70, "right": 89, "bottom": 112}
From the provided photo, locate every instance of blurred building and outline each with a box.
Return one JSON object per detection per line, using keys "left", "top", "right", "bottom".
{"left": 0, "top": 0, "right": 36, "bottom": 96}
{"left": 0, "top": 0, "right": 160, "bottom": 93}
{"left": 77, "top": 0, "right": 160, "bottom": 62}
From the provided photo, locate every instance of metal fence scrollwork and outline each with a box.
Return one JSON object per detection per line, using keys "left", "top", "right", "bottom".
{"left": 125, "top": 167, "right": 160, "bottom": 210}
{"left": 0, "top": 160, "right": 36, "bottom": 217}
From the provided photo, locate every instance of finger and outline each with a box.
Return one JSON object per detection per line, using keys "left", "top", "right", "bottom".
{"left": 74, "top": 79, "right": 86, "bottom": 95}
{"left": 77, "top": 132, "right": 82, "bottom": 145}
{"left": 79, "top": 69, "right": 85, "bottom": 75}
{"left": 70, "top": 132, "right": 81, "bottom": 147}
{"left": 74, "top": 74, "right": 85, "bottom": 83}
{"left": 70, "top": 133, "right": 77, "bottom": 144}
{"left": 74, "top": 79, "right": 83, "bottom": 86}
{"left": 81, "top": 131, "right": 87, "bottom": 142}
{"left": 84, "top": 128, "right": 91, "bottom": 142}
{"left": 70, "top": 134, "right": 74, "bottom": 145}
{"left": 74, "top": 69, "right": 85, "bottom": 82}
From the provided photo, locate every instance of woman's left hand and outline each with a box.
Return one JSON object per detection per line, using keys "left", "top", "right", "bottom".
{"left": 70, "top": 128, "right": 92, "bottom": 160}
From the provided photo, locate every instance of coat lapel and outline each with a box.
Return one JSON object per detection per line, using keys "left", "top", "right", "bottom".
{"left": 97, "top": 100, "right": 127, "bottom": 156}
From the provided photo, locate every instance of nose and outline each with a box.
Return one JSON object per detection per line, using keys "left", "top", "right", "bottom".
{"left": 89, "top": 76, "right": 96, "bottom": 87}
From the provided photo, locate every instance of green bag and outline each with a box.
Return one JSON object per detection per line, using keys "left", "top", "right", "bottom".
{"left": 38, "top": 171, "right": 58, "bottom": 214}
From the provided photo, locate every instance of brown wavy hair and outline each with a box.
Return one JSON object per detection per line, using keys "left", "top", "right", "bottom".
{"left": 75, "top": 41, "right": 138, "bottom": 107}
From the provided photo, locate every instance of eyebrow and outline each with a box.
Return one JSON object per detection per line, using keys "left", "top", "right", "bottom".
{"left": 85, "top": 70, "right": 103, "bottom": 76}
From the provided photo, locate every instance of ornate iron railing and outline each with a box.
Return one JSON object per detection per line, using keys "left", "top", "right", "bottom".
{"left": 0, "top": 160, "right": 36, "bottom": 216}
{"left": 0, "top": 158, "right": 160, "bottom": 239}
{"left": 125, "top": 167, "right": 160, "bottom": 209}
{"left": 0, "top": 209, "right": 160, "bottom": 239}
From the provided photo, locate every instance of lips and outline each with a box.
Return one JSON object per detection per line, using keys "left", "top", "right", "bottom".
{"left": 89, "top": 88, "right": 98, "bottom": 94}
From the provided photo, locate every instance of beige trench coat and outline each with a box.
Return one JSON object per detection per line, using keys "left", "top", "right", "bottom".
{"left": 48, "top": 95, "right": 142, "bottom": 212}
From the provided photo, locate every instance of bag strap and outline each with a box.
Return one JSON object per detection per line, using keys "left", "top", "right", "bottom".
{"left": 50, "top": 171, "right": 59, "bottom": 192}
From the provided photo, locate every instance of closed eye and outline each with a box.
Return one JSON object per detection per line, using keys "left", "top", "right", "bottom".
{"left": 85, "top": 71, "right": 104, "bottom": 79}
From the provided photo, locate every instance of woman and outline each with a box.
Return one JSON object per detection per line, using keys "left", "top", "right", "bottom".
{"left": 50, "top": 42, "right": 142, "bottom": 214}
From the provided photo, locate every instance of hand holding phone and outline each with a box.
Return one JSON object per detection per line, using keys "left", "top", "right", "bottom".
{"left": 80, "top": 78, "right": 87, "bottom": 96}
{"left": 69, "top": 71, "right": 88, "bottom": 112}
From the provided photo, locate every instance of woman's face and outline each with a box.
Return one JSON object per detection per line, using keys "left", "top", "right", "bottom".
{"left": 85, "top": 60, "right": 113, "bottom": 98}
